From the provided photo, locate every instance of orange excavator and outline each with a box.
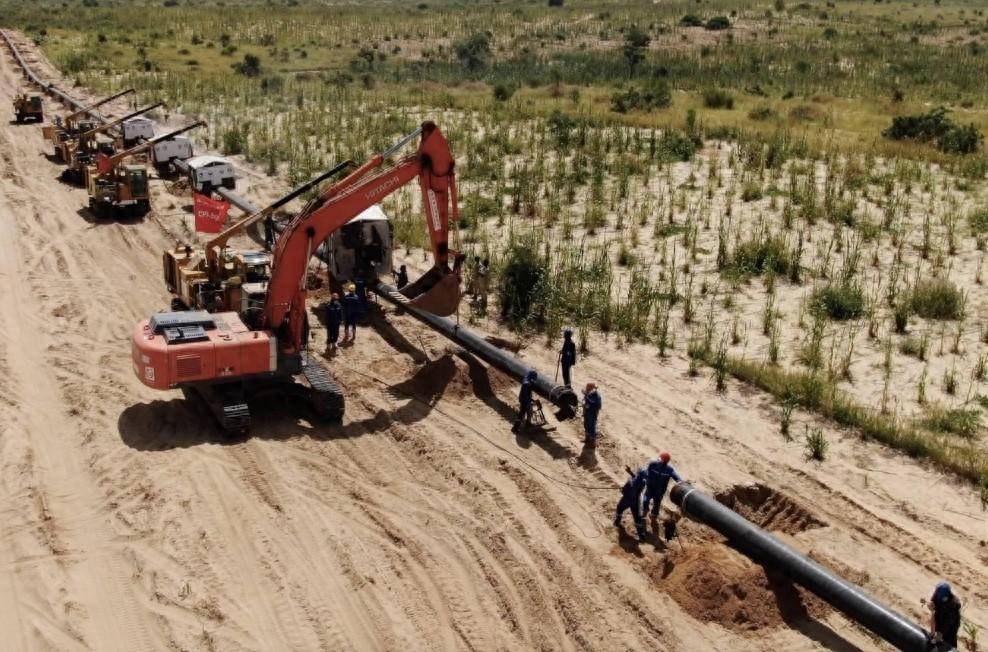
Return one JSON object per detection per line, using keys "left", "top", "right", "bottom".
{"left": 132, "top": 122, "right": 464, "bottom": 433}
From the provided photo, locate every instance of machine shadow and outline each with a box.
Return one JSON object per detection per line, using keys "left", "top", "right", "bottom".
{"left": 118, "top": 397, "right": 350, "bottom": 451}
{"left": 766, "top": 572, "right": 864, "bottom": 652}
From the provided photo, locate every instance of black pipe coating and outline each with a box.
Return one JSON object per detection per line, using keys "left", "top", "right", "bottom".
{"left": 670, "top": 482, "right": 941, "bottom": 652}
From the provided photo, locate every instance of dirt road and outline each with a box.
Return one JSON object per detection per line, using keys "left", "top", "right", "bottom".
{"left": 1, "top": 32, "right": 986, "bottom": 652}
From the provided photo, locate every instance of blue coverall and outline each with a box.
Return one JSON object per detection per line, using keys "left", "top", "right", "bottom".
{"left": 615, "top": 468, "right": 648, "bottom": 539}
{"left": 583, "top": 389, "right": 602, "bottom": 441}
{"left": 642, "top": 460, "right": 681, "bottom": 517}
{"left": 513, "top": 379, "right": 534, "bottom": 433}
{"left": 560, "top": 335, "right": 577, "bottom": 387}
{"left": 325, "top": 299, "right": 342, "bottom": 345}
{"left": 342, "top": 292, "right": 360, "bottom": 338}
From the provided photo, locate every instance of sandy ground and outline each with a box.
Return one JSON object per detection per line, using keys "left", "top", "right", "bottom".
{"left": 1, "top": 31, "right": 987, "bottom": 652}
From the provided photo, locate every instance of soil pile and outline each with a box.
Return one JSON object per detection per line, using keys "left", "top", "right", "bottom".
{"left": 662, "top": 543, "right": 830, "bottom": 632}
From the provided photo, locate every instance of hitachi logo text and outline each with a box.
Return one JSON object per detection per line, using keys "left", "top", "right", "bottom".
{"left": 366, "top": 175, "right": 401, "bottom": 200}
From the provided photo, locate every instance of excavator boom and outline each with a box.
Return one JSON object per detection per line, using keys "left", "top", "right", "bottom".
{"left": 64, "top": 88, "right": 135, "bottom": 127}
{"left": 78, "top": 102, "right": 163, "bottom": 141}
{"left": 266, "top": 121, "right": 461, "bottom": 351}
{"left": 99, "top": 120, "right": 205, "bottom": 173}
{"left": 205, "top": 159, "right": 353, "bottom": 268}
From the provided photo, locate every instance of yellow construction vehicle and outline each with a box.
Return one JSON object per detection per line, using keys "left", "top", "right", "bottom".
{"left": 12, "top": 93, "right": 43, "bottom": 123}
{"left": 60, "top": 102, "right": 163, "bottom": 184}
{"left": 43, "top": 88, "right": 134, "bottom": 162}
{"left": 85, "top": 121, "right": 203, "bottom": 218}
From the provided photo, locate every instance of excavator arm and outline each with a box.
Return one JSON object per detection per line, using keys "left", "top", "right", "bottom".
{"left": 265, "top": 121, "right": 461, "bottom": 352}
{"left": 77, "top": 102, "right": 163, "bottom": 142}
{"left": 204, "top": 159, "right": 354, "bottom": 272}
{"left": 63, "top": 88, "right": 135, "bottom": 129}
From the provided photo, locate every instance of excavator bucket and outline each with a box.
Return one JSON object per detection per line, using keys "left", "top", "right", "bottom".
{"left": 400, "top": 263, "right": 463, "bottom": 317}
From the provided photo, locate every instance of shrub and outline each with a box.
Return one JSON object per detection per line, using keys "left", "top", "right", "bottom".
{"left": 923, "top": 405, "right": 980, "bottom": 438}
{"left": 909, "top": 279, "right": 964, "bottom": 320}
{"left": 454, "top": 32, "right": 492, "bottom": 72}
{"left": 727, "top": 233, "right": 789, "bottom": 277}
{"left": 657, "top": 129, "right": 700, "bottom": 162}
{"left": 680, "top": 14, "right": 704, "bottom": 27}
{"left": 749, "top": 105, "right": 777, "bottom": 121}
{"left": 547, "top": 0, "right": 564, "bottom": 6}
{"left": 464, "top": 194, "right": 501, "bottom": 220}
{"left": 789, "top": 104, "right": 824, "bottom": 122}
{"left": 741, "top": 182, "right": 763, "bottom": 202}
{"left": 547, "top": 110, "right": 578, "bottom": 147}
{"left": 622, "top": 25, "right": 651, "bottom": 74}
{"left": 883, "top": 107, "right": 982, "bottom": 154}
{"left": 804, "top": 426, "right": 828, "bottom": 461}
{"left": 611, "top": 78, "right": 671, "bottom": 113}
{"left": 705, "top": 16, "right": 732, "bottom": 30}
{"left": 232, "top": 53, "right": 262, "bottom": 77}
{"left": 811, "top": 283, "right": 865, "bottom": 320}
{"left": 492, "top": 83, "right": 515, "bottom": 102}
{"left": 498, "top": 238, "right": 548, "bottom": 324}
{"left": 221, "top": 126, "right": 247, "bottom": 155}
{"left": 970, "top": 209, "right": 988, "bottom": 234}
{"left": 703, "top": 88, "right": 734, "bottom": 109}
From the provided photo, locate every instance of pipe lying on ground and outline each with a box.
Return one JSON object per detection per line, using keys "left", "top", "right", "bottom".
{"left": 1, "top": 29, "right": 83, "bottom": 111}
{"left": 373, "top": 282, "right": 578, "bottom": 420}
{"left": 670, "top": 482, "right": 945, "bottom": 652}
{"left": 262, "top": 206, "right": 579, "bottom": 419}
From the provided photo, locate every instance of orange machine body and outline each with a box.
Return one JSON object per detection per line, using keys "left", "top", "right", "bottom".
{"left": 132, "top": 311, "right": 276, "bottom": 390}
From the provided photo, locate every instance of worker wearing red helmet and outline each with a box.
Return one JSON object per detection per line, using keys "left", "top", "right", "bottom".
{"left": 642, "top": 452, "right": 682, "bottom": 518}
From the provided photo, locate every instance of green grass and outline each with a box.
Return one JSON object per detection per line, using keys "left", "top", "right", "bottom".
{"left": 923, "top": 405, "right": 981, "bottom": 439}
{"left": 909, "top": 279, "right": 965, "bottom": 320}
{"left": 811, "top": 283, "right": 865, "bottom": 321}
{"left": 696, "top": 352, "right": 988, "bottom": 483}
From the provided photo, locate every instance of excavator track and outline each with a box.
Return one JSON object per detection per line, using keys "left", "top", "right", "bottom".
{"left": 300, "top": 352, "right": 345, "bottom": 422}
{"left": 183, "top": 384, "right": 251, "bottom": 435}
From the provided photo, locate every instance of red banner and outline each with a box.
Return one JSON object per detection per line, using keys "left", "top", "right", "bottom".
{"left": 96, "top": 152, "right": 113, "bottom": 175}
{"left": 193, "top": 192, "right": 230, "bottom": 233}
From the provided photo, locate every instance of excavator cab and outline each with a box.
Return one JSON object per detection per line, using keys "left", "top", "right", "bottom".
{"left": 13, "top": 93, "right": 43, "bottom": 123}
{"left": 124, "top": 165, "right": 149, "bottom": 200}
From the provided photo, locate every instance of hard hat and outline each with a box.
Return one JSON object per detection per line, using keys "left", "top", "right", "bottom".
{"left": 933, "top": 582, "right": 952, "bottom": 602}
{"left": 526, "top": 369, "right": 538, "bottom": 381}
{"left": 585, "top": 382, "right": 596, "bottom": 393}
{"left": 563, "top": 327, "right": 573, "bottom": 336}
{"left": 659, "top": 452, "right": 671, "bottom": 463}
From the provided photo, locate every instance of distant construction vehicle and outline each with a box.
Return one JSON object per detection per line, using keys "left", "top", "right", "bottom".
{"left": 85, "top": 121, "right": 204, "bottom": 217}
{"left": 184, "top": 155, "right": 236, "bottom": 192}
{"left": 162, "top": 159, "right": 352, "bottom": 315}
{"left": 153, "top": 137, "right": 195, "bottom": 175}
{"left": 43, "top": 88, "right": 135, "bottom": 161}
{"left": 134, "top": 122, "right": 464, "bottom": 433}
{"left": 12, "top": 93, "right": 43, "bottom": 123}
{"left": 122, "top": 116, "right": 155, "bottom": 147}
{"left": 60, "top": 102, "right": 163, "bottom": 184}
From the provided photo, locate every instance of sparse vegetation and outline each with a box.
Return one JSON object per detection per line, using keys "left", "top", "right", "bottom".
{"left": 12, "top": 0, "right": 988, "bottom": 490}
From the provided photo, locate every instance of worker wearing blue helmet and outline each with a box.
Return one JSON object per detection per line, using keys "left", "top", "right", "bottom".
{"left": 928, "top": 581, "right": 962, "bottom": 649}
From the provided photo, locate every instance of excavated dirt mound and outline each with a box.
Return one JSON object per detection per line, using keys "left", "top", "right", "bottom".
{"left": 662, "top": 543, "right": 831, "bottom": 633}
{"left": 714, "top": 483, "right": 826, "bottom": 535}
